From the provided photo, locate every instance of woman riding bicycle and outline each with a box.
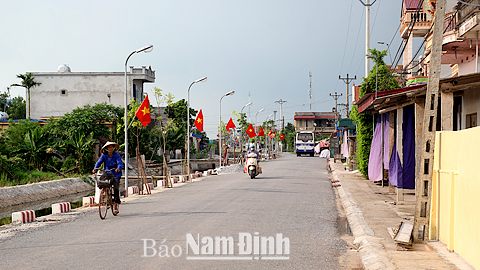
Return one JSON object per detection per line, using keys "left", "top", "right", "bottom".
{"left": 92, "top": 141, "right": 123, "bottom": 214}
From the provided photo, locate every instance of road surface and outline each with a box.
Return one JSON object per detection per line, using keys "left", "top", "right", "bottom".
{"left": 0, "top": 153, "right": 357, "bottom": 269}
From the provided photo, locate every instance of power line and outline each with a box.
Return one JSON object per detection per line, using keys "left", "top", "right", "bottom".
{"left": 339, "top": 74, "right": 356, "bottom": 117}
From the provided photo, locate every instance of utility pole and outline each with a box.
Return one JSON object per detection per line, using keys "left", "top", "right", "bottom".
{"left": 413, "top": 0, "right": 445, "bottom": 242}
{"left": 358, "top": 0, "right": 377, "bottom": 78}
{"left": 275, "top": 99, "right": 287, "bottom": 131}
{"left": 329, "top": 92, "right": 342, "bottom": 117}
{"left": 339, "top": 74, "right": 356, "bottom": 118}
{"left": 308, "top": 71, "right": 313, "bottom": 112}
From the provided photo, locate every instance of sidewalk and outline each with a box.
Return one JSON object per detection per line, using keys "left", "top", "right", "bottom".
{"left": 329, "top": 159, "right": 474, "bottom": 270}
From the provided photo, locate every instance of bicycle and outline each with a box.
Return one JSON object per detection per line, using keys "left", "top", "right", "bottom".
{"left": 95, "top": 169, "right": 119, "bottom": 219}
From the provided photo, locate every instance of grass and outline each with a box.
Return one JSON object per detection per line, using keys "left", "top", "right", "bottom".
{"left": 0, "top": 170, "right": 86, "bottom": 187}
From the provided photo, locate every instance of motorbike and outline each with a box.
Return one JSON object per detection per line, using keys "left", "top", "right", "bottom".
{"left": 246, "top": 152, "right": 261, "bottom": 179}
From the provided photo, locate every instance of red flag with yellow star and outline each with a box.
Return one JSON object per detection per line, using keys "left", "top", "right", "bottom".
{"left": 246, "top": 124, "right": 256, "bottom": 138}
{"left": 135, "top": 95, "right": 151, "bottom": 127}
{"left": 280, "top": 133, "right": 285, "bottom": 140}
{"left": 195, "top": 109, "right": 204, "bottom": 132}
{"left": 258, "top": 126, "right": 265, "bottom": 136}
{"left": 225, "top": 118, "right": 236, "bottom": 131}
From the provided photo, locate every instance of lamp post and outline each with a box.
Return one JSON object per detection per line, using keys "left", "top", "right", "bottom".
{"left": 254, "top": 108, "right": 264, "bottom": 148}
{"left": 124, "top": 44, "right": 153, "bottom": 197}
{"left": 219, "top": 90, "right": 235, "bottom": 168}
{"left": 186, "top": 77, "right": 207, "bottom": 180}
{"left": 240, "top": 102, "right": 252, "bottom": 158}
{"left": 377, "top": 41, "right": 392, "bottom": 65}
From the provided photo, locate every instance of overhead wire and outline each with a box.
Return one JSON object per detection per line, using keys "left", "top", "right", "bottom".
{"left": 371, "top": 0, "right": 425, "bottom": 92}
{"left": 348, "top": 7, "right": 366, "bottom": 72}
{"left": 334, "top": 0, "right": 356, "bottom": 95}
{"left": 375, "top": 5, "right": 459, "bottom": 92}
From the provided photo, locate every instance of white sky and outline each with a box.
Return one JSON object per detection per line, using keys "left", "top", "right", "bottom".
{"left": 0, "top": 0, "right": 412, "bottom": 138}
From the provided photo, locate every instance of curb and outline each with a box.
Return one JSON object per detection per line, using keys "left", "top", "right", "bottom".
{"left": 329, "top": 160, "right": 396, "bottom": 270}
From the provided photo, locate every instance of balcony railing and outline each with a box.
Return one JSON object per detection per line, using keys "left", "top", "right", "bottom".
{"left": 445, "top": 11, "right": 457, "bottom": 33}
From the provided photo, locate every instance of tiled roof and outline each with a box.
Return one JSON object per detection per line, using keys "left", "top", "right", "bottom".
{"left": 404, "top": 0, "right": 422, "bottom": 10}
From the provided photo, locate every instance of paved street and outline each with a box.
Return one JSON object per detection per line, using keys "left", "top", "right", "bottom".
{"left": 0, "top": 154, "right": 354, "bottom": 269}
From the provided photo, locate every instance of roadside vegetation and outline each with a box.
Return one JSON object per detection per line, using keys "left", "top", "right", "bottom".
{"left": 349, "top": 49, "right": 399, "bottom": 178}
{"left": 0, "top": 81, "right": 212, "bottom": 186}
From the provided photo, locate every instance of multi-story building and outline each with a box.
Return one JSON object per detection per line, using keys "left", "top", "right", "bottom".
{"left": 29, "top": 65, "right": 155, "bottom": 119}
{"left": 293, "top": 112, "right": 338, "bottom": 137}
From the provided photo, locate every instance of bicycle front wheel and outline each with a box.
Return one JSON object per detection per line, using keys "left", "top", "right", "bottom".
{"left": 98, "top": 188, "right": 108, "bottom": 219}
{"left": 111, "top": 188, "right": 118, "bottom": 216}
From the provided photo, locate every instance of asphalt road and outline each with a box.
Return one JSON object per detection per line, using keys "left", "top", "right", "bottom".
{"left": 0, "top": 153, "right": 350, "bottom": 269}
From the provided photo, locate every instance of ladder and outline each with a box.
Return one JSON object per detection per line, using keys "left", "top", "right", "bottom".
{"left": 413, "top": 0, "right": 445, "bottom": 241}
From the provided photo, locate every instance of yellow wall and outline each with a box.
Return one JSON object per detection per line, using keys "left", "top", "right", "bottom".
{"left": 430, "top": 126, "right": 480, "bottom": 270}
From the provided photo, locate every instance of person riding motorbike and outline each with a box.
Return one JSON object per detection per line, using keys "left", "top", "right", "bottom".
{"left": 92, "top": 141, "right": 123, "bottom": 214}
{"left": 246, "top": 143, "right": 260, "bottom": 160}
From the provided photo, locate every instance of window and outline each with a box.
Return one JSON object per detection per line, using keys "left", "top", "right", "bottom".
{"left": 466, "top": 113, "right": 477, "bottom": 129}
{"left": 60, "top": 89, "right": 67, "bottom": 96}
{"left": 305, "top": 120, "right": 309, "bottom": 128}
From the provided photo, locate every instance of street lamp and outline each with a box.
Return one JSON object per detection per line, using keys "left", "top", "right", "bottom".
{"left": 377, "top": 41, "right": 392, "bottom": 65}
{"left": 219, "top": 90, "right": 235, "bottom": 168}
{"left": 254, "top": 108, "right": 265, "bottom": 148}
{"left": 240, "top": 102, "right": 252, "bottom": 157}
{"left": 186, "top": 76, "right": 207, "bottom": 180}
{"left": 265, "top": 113, "right": 273, "bottom": 123}
{"left": 124, "top": 44, "right": 153, "bottom": 197}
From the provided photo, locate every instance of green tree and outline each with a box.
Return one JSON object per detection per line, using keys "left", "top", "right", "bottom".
{"left": 47, "top": 103, "right": 123, "bottom": 141}
{"left": 152, "top": 87, "right": 175, "bottom": 160}
{"left": 350, "top": 48, "right": 399, "bottom": 178}
{"left": 13, "top": 127, "right": 51, "bottom": 170}
{"left": 281, "top": 122, "right": 296, "bottom": 152}
{"left": 11, "top": 73, "right": 41, "bottom": 118}
{"left": 164, "top": 99, "right": 197, "bottom": 127}
{"left": 62, "top": 131, "right": 96, "bottom": 173}
{"left": 0, "top": 91, "right": 7, "bottom": 112}
{"left": 164, "top": 99, "right": 198, "bottom": 151}
{"left": 4, "top": 120, "right": 42, "bottom": 148}
{"left": 6, "top": 96, "right": 26, "bottom": 119}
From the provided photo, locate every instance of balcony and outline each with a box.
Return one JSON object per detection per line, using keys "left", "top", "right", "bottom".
{"left": 130, "top": 66, "right": 156, "bottom": 82}
{"left": 400, "top": 10, "right": 432, "bottom": 38}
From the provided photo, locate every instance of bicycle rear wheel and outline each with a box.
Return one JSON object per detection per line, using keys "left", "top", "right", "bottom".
{"left": 98, "top": 188, "right": 108, "bottom": 219}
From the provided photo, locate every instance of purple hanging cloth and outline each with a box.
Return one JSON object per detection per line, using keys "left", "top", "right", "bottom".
{"left": 368, "top": 116, "right": 382, "bottom": 181}
{"left": 401, "top": 105, "right": 415, "bottom": 189}
{"left": 389, "top": 140, "right": 403, "bottom": 187}
{"left": 383, "top": 113, "right": 390, "bottom": 168}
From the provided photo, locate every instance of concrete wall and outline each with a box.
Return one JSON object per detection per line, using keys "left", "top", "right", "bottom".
{"left": 430, "top": 126, "right": 480, "bottom": 270}
{"left": 31, "top": 73, "right": 125, "bottom": 118}
{"left": 30, "top": 67, "right": 155, "bottom": 119}
{"left": 0, "top": 177, "right": 94, "bottom": 209}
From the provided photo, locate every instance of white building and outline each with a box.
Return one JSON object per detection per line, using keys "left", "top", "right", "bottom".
{"left": 29, "top": 65, "right": 155, "bottom": 118}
